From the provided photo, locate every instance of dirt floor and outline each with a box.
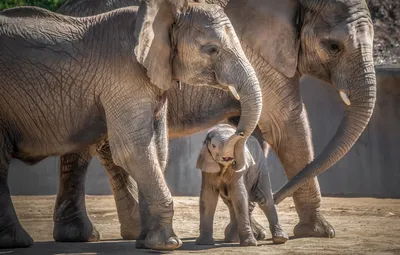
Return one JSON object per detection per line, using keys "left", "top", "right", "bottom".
{"left": 1, "top": 196, "right": 398, "bottom": 255}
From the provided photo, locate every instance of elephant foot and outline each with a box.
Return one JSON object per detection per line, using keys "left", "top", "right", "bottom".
{"left": 53, "top": 215, "right": 100, "bottom": 242}
{"left": 135, "top": 232, "right": 150, "bottom": 249}
{"left": 239, "top": 235, "right": 257, "bottom": 246}
{"left": 120, "top": 223, "right": 141, "bottom": 240}
{"left": 195, "top": 235, "right": 215, "bottom": 245}
{"left": 252, "top": 218, "right": 267, "bottom": 240}
{"left": 294, "top": 210, "right": 335, "bottom": 238}
{"left": 224, "top": 222, "right": 238, "bottom": 243}
{"left": 0, "top": 222, "right": 34, "bottom": 248}
{"left": 270, "top": 224, "right": 288, "bottom": 244}
{"left": 224, "top": 219, "right": 266, "bottom": 243}
{"left": 136, "top": 223, "right": 182, "bottom": 250}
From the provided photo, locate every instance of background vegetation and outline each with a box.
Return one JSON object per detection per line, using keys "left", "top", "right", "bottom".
{"left": 0, "top": 0, "right": 67, "bottom": 12}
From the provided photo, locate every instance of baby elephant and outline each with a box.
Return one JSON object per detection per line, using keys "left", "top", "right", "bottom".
{"left": 195, "top": 124, "right": 288, "bottom": 246}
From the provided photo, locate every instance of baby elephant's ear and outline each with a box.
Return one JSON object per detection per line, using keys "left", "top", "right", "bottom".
{"left": 196, "top": 142, "right": 220, "bottom": 173}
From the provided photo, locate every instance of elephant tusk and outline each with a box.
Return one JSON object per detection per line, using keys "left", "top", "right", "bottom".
{"left": 177, "top": 80, "right": 182, "bottom": 90}
{"left": 228, "top": 86, "right": 240, "bottom": 100}
{"left": 339, "top": 90, "right": 351, "bottom": 106}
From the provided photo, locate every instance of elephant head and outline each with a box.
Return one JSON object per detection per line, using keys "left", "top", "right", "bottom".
{"left": 134, "top": 0, "right": 262, "bottom": 170}
{"left": 226, "top": 0, "right": 376, "bottom": 202}
{"left": 277, "top": 0, "right": 376, "bottom": 203}
{"left": 196, "top": 124, "right": 255, "bottom": 173}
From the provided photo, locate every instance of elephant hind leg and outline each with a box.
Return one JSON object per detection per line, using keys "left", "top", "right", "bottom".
{"left": 0, "top": 136, "right": 33, "bottom": 248}
{"left": 53, "top": 150, "right": 100, "bottom": 242}
{"left": 97, "top": 141, "right": 141, "bottom": 240}
{"left": 262, "top": 101, "right": 335, "bottom": 238}
{"left": 256, "top": 170, "right": 288, "bottom": 244}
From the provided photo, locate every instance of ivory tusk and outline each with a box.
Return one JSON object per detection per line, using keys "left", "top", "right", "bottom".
{"left": 339, "top": 90, "right": 351, "bottom": 106}
{"left": 228, "top": 86, "right": 240, "bottom": 100}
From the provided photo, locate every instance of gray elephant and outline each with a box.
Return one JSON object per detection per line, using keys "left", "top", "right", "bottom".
{"left": 53, "top": 0, "right": 377, "bottom": 243}
{"left": 195, "top": 124, "right": 288, "bottom": 246}
{"left": 0, "top": 1, "right": 263, "bottom": 250}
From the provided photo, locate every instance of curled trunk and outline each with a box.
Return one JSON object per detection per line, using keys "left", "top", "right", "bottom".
{"left": 274, "top": 64, "right": 377, "bottom": 204}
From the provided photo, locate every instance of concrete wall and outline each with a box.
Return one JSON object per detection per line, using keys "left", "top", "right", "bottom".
{"left": 8, "top": 67, "right": 400, "bottom": 198}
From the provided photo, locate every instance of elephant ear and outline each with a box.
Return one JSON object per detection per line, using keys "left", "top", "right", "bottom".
{"left": 134, "top": 0, "right": 188, "bottom": 90}
{"left": 225, "top": 0, "right": 301, "bottom": 78}
{"left": 196, "top": 142, "right": 220, "bottom": 174}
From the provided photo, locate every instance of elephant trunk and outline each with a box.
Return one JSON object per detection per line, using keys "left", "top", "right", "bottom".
{"left": 218, "top": 60, "right": 262, "bottom": 171}
{"left": 274, "top": 61, "right": 377, "bottom": 204}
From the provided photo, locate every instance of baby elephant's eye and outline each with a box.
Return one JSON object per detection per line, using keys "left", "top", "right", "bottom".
{"left": 212, "top": 144, "right": 216, "bottom": 148}
{"left": 202, "top": 45, "right": 220, "bottom": 57}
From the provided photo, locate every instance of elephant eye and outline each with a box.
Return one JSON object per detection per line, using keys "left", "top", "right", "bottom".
{"left": 202, "top": 45, "right": 220, "bottom": 57}
{"left": 322, "top": 40, "right": 342, "bottom": 54}
{"left": 211, "top": 144, "right": 216, "bottom": 148}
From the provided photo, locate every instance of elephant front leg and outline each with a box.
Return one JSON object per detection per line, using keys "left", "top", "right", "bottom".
{"left": 263, "top": 102, "right": 334, "bottom": 238}
{"left": 229, "top": 178, "right": 257, "bottom": 246}
{"left": 0, "top": 150, "right": 33, "bottom": 248}
{"left": 96, "top": 141, "right": 141, "bottom": 240}
{"left": 53, "top": 151, "right": 100, "bottom": 242}
{"left": 196, "top": 172, "right": 219, "bottom": 245}
{"left": 107, "top": 104, "right": 180, "bottom": 251}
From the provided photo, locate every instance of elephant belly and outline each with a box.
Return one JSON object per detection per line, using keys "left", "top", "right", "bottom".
{"left": 12, "top": 114, "right": 107, "bottom": 161}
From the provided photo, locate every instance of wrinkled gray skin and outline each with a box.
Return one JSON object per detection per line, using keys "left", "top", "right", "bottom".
{"left": 54, "top": 0, "right": 377, "bottom": 243}
{"left": 195, "top": 124, "right": 289, "bottom": 246}
{"left": 0, "top": 1, "right": 263, "bottom": 250}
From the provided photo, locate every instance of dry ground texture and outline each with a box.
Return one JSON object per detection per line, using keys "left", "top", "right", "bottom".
{"left": 1, "top": 196, "right": 399, "bottom": 255}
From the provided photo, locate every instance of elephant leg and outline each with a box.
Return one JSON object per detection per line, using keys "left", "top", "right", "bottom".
{"left": 229, "top": 178, "right": 257, "bottom": 246}
{"left": 53, "top": 151, "right": 100, "bottom": 242}
{"left": 195, "top": 172, "right": 219, "bottom": 245}
{"left": 249, "top": 202, "right": 267, "bottom": 241}
{"left": 256, "top": 170, "right": 288, "bottom": 244}
{"left": 108, "top": 105, "right": 180, "bottom": 251}
{"left": 135, "top": 103, "right": 169, "bottom": 248}
{"left": 0, "top": 149, "right": 33, "bottom": 248}
{"left": 222, "top": 197, "right": 238, "bottom": 243}
{"left": 262, "top": 97, "right": 334, "bottom": 238}
{"left": 224, "top": 201, "right": 266, "bottom": 242}
{"left": 96, "top": 141, "right": 141, "bottom": 240}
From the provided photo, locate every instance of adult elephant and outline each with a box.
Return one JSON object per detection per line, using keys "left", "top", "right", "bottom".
{"left": 54, "top": 0, "right": 376, "bottom": 242}
{"left": 0, "top": 1, "right": 263, "bottom": 250}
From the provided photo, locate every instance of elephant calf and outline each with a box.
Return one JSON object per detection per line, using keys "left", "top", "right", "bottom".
{"left": 195, "top": 124, "right": 288, "bottom": 246}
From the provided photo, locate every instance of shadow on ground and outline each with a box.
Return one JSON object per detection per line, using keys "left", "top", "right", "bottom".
{"left": 0, "top": 238, "right": 265, "bottom": 255}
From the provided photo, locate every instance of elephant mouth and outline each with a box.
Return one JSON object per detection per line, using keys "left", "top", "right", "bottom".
{"left": 221, "top": 156, "right": 234, "bottom": 162}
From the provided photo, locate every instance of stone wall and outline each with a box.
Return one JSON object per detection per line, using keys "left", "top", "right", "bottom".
{"left": 8, "top": 67, "right": 400, "bottom": 198}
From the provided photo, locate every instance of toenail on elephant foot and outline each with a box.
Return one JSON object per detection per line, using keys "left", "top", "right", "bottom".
{"left": 0, "top": 223, "right": 34, "bottom": 248}
{"left": 270, "top": 224, "right": 289, "bottom": 244}
{"left": 294, "top": 212, "right": 335, "bottom": 238}
{"left": 53, "top": 219, "right": 101, "bottom": 242}
{"left": 142, "top": 224, "right": 182, "bottom": 250}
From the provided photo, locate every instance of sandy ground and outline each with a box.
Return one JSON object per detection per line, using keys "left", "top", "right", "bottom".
{"left": 2, "top": 196, "right": 400, "bottom": 255}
